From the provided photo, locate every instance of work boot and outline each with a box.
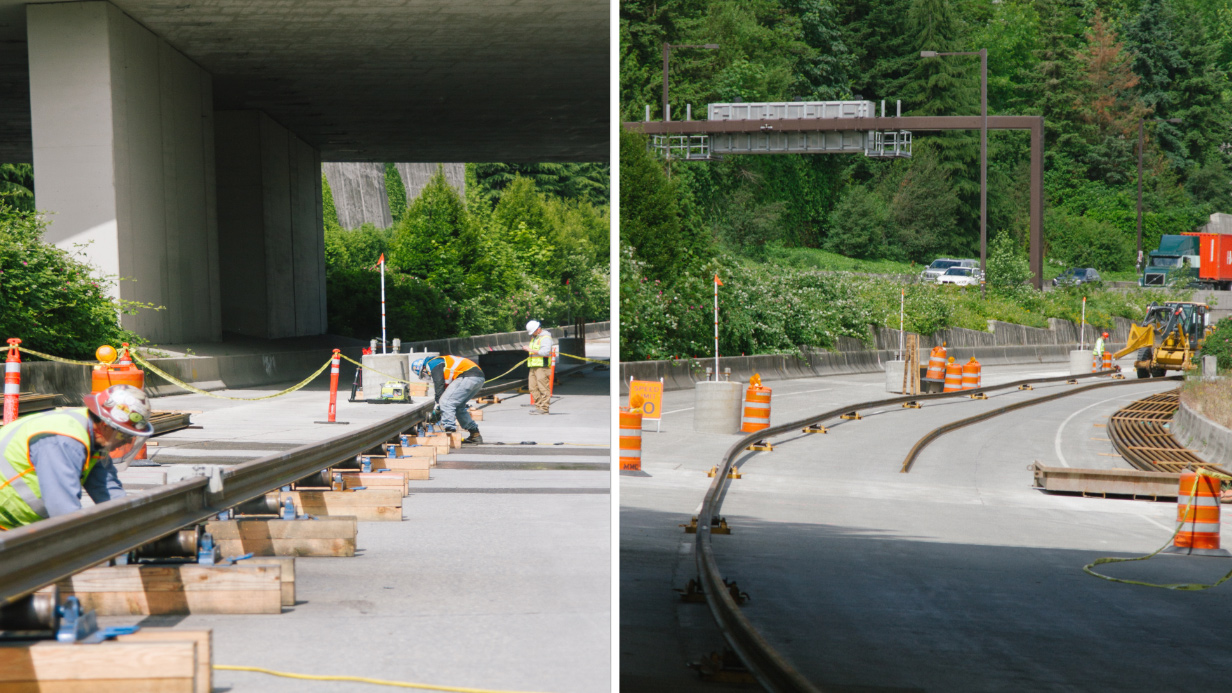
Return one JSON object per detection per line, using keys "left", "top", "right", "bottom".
{"left": 462, "top": 430, "right": 483, "bottom": 445}
{"left": 529, "top": 409, "right": 549, "bottom": 415}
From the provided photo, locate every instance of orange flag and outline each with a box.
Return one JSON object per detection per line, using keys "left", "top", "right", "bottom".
{"left": 379, "top": 253, "right": 385, "bottom": 265}
{"left": 714, "top": 274, "right": 723, "bottom": 286}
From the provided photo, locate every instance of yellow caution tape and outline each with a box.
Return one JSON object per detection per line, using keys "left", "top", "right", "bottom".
{"left": 15, "top": 346, "right": 99, "bottom": 366}
{"left": 214, "top": 664, "right": 557, "bottom": 693}
{"left": 1083, "top": 469, "right": 1232, "bottom": 590}
{"left": 130, "top": 352, "right": 335, "bottom": 401}
{"left": 556, "top": 353, "right": 609, "bottom": 365}
{"left": 339, "top": 354, "right": 553, "bottom": 387}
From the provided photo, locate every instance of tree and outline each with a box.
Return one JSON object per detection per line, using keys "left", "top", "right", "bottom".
{"left": 1074, "top": 10, "right": 1149, "bottom": 184}
{"left": 389, "top": 170, "right": 475, "bottom": 299}
{"left": 620, "top": 130, "right": 692, "bottom": 280}
{"left": 0, "top": 164, "right": 33, "bottom": 212}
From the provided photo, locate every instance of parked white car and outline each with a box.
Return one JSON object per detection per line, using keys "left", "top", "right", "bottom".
{"left": 920, "top": 258, "right": 977, "bottom": 282}
{"left": 936, "top": 266, "right": 980, "bottom": 286}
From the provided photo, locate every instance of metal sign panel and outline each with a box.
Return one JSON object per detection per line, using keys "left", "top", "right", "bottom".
{"left": 710, "top": 130, "right": 866, "bottom": 155}
{"left": 707, "top": 100, "right": 875, "bottom": 121}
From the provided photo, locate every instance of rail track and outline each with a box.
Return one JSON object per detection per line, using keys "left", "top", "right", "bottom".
{"left": 0, "top": 368, "right": 586, "bottom": 607}
{"left": 692, "top": 368, "right": 1171, "bottom": 693}
{"left": 1107, "top": 390, "right": 1229, "bottom": 475}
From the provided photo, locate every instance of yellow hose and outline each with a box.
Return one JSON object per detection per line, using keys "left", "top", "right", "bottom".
{"left": 214, "top": 665, "right": 557, "bottom": 693}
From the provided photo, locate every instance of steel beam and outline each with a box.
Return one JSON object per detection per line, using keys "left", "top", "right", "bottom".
{"left": 625, "top": 115, "right": 1048, "bottom": 289}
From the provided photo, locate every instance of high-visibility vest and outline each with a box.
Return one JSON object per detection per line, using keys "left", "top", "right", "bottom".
{"left": 440, "top": 355, "right": 480, "bottom": 383}
{"left": 0, "top": 409, "right": 101, "bottom": 530}
{"left": 1094, "top": 337, "right": 1105, "bottom": 357}
{"left": 528, "top": 335, "right": 552, "bottom": 368}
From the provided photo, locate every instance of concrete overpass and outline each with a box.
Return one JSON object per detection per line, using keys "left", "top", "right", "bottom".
{"left": 0, "top": 0, "right": 607, "bottom": 343}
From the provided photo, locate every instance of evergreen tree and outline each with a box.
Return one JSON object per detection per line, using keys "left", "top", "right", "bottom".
{"left": 1124, "top": 0, "right": 1188, "bottom": 167}
{"left": 1074, "top": 11, "right": 1149, "bottom": 184}
{"left": 0, "top": 164, "right": 33, "bottom": 212}
{"left": 384, "top": 163, "right": 407, "bottom": 225}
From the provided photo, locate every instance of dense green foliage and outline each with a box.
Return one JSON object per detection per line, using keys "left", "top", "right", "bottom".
{"left": 621, "top": 0, "right": 1229, "bottom": 359}
{"left": 0, "top": 165, "right": 33, "bottom": 213}
{"left": 1199, "top": 317, "right": 1232, "bottom": 371}
{"left": 0, "top": 202, "right": 144, "bottom": 359}
{"left": 324, "top": 167, "right": 609, "bottom": 341}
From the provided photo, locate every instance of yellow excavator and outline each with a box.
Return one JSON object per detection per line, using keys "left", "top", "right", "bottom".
{"left": 1113, "top": 301, "right": 1211, "bottom": 378}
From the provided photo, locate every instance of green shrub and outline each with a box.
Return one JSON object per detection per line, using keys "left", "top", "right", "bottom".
{"left": 0, "top": 203, "right": 145, "bottom": 359}
{"left": 1199, "top": 317, "right": 1232, "bottom": 371}
{"left": 1045, "top": 208, "right": 1134, "bottom": 272}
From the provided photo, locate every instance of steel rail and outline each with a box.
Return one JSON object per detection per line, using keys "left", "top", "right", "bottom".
{"left": 899, "top": 376, "right": 1181, "bottom": 473}
{"left": 694, "top": 367, "right": 1122, "bottom": 692}
{"left": 0, "top": 371, "right": 567, "bottom": 605}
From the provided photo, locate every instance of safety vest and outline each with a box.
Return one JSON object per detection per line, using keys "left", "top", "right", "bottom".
{"left": 0, "top": 409, "right": 101, "bottom": 530}
{"left": 440, "top": 355, "right": 480, "bottom": 383}
{"left": 528, "top": 335, "right": 552, "bottom": 369}
{"left": 1094, "top": 337, "right": 1105, "bottom": 357}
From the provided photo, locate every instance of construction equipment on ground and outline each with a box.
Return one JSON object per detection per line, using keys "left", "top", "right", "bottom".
{"left": 1113, "top": 301, "right": 1211, "bottom": 379}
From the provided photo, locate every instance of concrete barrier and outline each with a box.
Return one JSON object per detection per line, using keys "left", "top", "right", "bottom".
{"left": 620, "top": 318, "right": 1129, "bottom": 394}
{"left": 18, "top": 321, "right": 607, "bottom": 405}
{"left": 1172, "top": 397, "right": 1232, "bottom": 467}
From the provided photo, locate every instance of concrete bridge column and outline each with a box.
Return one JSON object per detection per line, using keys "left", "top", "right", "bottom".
{"left": 27, "top": 1, "right": 221, "bottom": 343}
{"left": 214, "top": 111, "right": 326, "bottom": 339}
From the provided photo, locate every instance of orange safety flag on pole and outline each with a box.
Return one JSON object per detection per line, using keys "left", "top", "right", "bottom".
{"left": 714, "top": 274, "right": 723, "bottom": 286}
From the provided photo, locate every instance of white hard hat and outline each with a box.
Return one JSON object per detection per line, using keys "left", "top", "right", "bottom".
{"left": 83, "top": 385, "right": 153, "bottom": 438}
{"left": 526, "top": 320, "right": 540, "bottom": 335}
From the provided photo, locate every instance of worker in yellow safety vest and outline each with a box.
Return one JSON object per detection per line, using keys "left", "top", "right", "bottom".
{"left": 525, "top": 320, "right": 553, "bottom": 415}
{"left": 1095, "top": 331, "right": 1108, "bottom": 358}
{"left": 0, "top": 384, "right": 154, "bottom": 530}
{"left": 414, "top": 355, "right": 485, "bottom": 445}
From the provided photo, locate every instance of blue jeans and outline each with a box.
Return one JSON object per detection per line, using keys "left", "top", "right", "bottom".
{"left": 440, "top": 376, "right": 483, "bottom": 432}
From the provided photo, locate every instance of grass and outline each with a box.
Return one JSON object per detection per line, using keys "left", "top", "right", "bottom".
{"left": 1181, "top": 378, "right": 1232, "bottom": 430}
{"left": 763, "top": 246, "right": 921, "bottom": 275}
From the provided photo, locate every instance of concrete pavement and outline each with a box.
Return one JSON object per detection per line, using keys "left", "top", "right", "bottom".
{"left": 621, "top": 360, "right": 1232, "bottom": 692}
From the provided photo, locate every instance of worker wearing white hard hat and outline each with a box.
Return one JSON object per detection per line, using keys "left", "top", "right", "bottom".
{"left": 0, "top": 384, "right": 154, "bottom": 529}
{"left": 525, "top": 320, "right": 553, "bottom": 415}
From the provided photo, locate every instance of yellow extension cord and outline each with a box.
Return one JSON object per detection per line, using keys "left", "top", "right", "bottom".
{"left": 214, "top": 664, "right": 557, "bottom": 693}
{"left": 1083, "top": 468, "right": 1232, "bottom": 590}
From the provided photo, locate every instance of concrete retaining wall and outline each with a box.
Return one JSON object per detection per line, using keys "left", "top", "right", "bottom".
{"left": 621, "top": 317, "right": 1128, "bottom": 394}
{"left": 17, "top": 321, "right": 607, "bottom": 406}
{"left": 1171, "top": 398, "right": 1232, "bottom": 467}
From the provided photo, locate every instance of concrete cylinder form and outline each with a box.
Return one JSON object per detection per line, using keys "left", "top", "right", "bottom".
{"left": 693, "top": 381, "right": 745, "bottom": 434}
{"left": 884, "top": 360, "right": 906, "bottom": 394}
{"left": 1069, "top": 350, "right": 1093, "bottom": 375}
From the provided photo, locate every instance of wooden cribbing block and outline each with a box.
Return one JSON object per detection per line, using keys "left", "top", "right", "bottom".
{"left": 372, "top": 456, "right": 430, "bottom": 480}
{"left": 444, "top": 431, "right": 463, "bottom": 448}
{"left": 400, "top": 438, "right": 450, "bottom": 454}
{"left": 206, "top": 517, "right": 357, "bottom": 557}
{"left": 113, "top": 629, "right": 213, "bottom": 693}
{"left": 336, "top": 469, "right": 411, "bottom": 494}
{"left": 247, "top": 557, "right": 295, "bottom": 606}
{"left": 276, "top": 489, "right": 402, "bottom": 522}
{"left": 0, "top": 638, "right": 200, "bottom": 693}
{"left": 468, "top": 408, "right": 484, "bottom": 421}
{"left": 384, "top": 445, "right": 439, "bottom": 463}
{"left": 56, "top": 563, "right": 283, "bottom": 615}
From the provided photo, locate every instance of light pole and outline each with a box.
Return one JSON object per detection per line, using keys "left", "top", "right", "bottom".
{"left": 922, "top": 49, "right": 987, "bottom": 297}
{"left": 1137, "top": 117, "right": 1183, "bottom": 273}
{"left": 663, "top": 43, "right": 719, "bottom": 121}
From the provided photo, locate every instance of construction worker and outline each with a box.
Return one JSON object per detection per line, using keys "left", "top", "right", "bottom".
{"left": 0, "top": 385, "right": 153, "bottom": 530}
{"left": 1095, "top": 331, "right": 1108, "bottom": 359}
{"left": 413, "top": 355, "right": 484, "bottom": 445}
{"left": 526, "top": 320, "right": 553, "bottom": 415}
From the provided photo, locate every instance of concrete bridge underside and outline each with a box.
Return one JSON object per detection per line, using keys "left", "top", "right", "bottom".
{"left": 0, "top": 0, "right": 607, "bottom": 344}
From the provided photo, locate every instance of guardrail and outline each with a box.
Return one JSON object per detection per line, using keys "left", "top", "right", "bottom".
{"left": 0, "top": 367, "right": 589, "bottom": 605}
{"left": 693, "top": 368, "right": 1128, "bottom": 692}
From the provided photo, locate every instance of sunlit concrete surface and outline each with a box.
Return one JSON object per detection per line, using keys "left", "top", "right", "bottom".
{"left": 621, "top": 359, "right": 1232, "bottom": 692}
{"left": 98, "top": 362, "right": 610, "bottom": 693}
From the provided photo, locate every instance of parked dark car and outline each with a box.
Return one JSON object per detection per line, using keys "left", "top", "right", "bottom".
{"left": 1052, "top": 267, "right": 1101, "bottom": 287}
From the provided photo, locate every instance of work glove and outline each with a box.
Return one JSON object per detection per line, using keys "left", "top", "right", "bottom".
{"left": 429, "top": 407, "right": 442, "bottom": 424}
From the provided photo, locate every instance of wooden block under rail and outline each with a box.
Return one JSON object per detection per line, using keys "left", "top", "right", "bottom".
{"left": 336, "top": 469, "right": 412, "bottom": 494}
{"left": 0, "top": 638, "right": 199, "bottom": 693}
{"left": 468, "top": 408, "right": 484, "bottom": 421}
{"left": 387, "top": 444, "right": 441, "bottom": 462}
{"left": 246, "top": 556, "right": 295, "bottom": 606}
{"left": 206, "top": 517, "right": 357, "bottom": 557}
{"left": 57, "top": 563, "right": 282, "bottom": 615}
{"left": 399, "top": 438, "right": 450, "bottom": 455}
{"left": 113, "top": 629, "right": 213, "bottom": 693}
{"left": 368, "top": 456, "right": 430, "bottom": 479}
{"left": 276, "top": 489, "right": 403, "bottom": 522}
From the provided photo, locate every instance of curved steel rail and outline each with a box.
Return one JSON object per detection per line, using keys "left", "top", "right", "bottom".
{"left": 694, "top": 368, "right": 1123, "bottom": 692}
{"left": 0, "top": 371, "right": 573, "bottom": 605}
{"left": 899, "top": 376, "right": 1181, "bottom": 473}
{"left": 1107, "top": 389, "right": 1228, "bottom": 475}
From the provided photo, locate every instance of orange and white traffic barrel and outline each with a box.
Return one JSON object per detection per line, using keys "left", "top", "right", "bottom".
{"left": 924, "top": 344, "right": 947, "bottom": 383}
{"left": 619, "top": 407, "right": 643, "bottom": 471}
{"left": 740, "top": 374, "right": 771, "bottom": 433}
{"left": 943, "top": 357, "right": 963, "bottom": 392}
{"left": 3, "top": 338, "right": 20, "bottom": 425}
{"left": 1102, "top": 350, "right": 1112, "bottom": 371}
{"left": 1171, "top": 471, "right": 1223, "bottom": 552}
{"left": 961, "top": 357, "right": 981, "bottom": 390}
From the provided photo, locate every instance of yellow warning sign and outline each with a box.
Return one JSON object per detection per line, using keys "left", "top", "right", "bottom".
{"left": 629, "top": 380, "right": 664, "bottom": 420}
